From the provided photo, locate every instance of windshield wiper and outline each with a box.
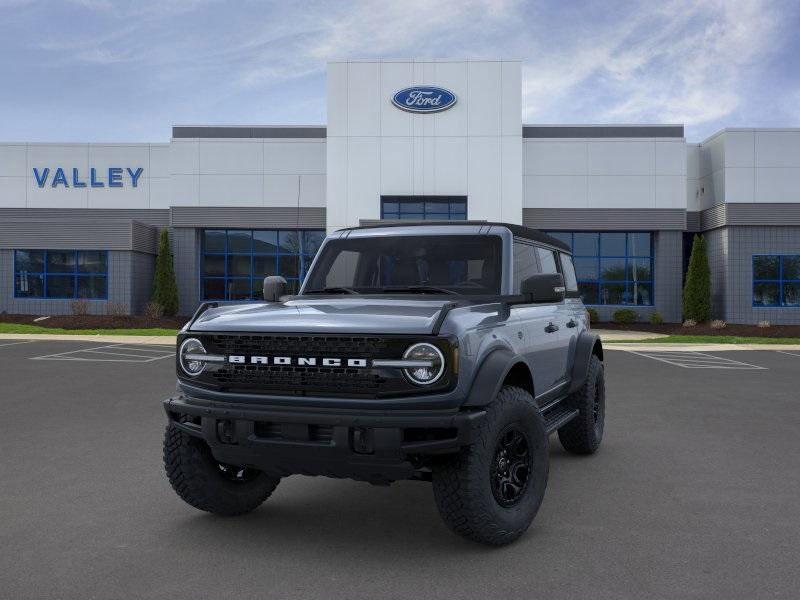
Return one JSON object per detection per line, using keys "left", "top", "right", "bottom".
{"left": 381, "top": 285, "right": 458, "bottom": 295}
{"left": 305, "top": 286, "right": 359, "bottom": 295}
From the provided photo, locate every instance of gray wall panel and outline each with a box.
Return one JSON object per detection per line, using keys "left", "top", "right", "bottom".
{"left": 170, "top": 206, "right": 326, "bottom": 229}
{"left": 523, "top": 208, "right": 686, "bottom": 231}
{"left": 0, "top": 220, "right": 135, "bottom": 251}
{"left": 523, "top": 125, "right": 684, "bottom": 138}
{"left": 0, "top": 208, "right": 169, "bottom": 227}
{"left": 173, "top": 126, "right": 326, "bottom": 139}
{"left": 172, "top": 228, "right": 199, "bottom": 316}
{"left": 131, "top": 221, "right": 158, "bottom": 254}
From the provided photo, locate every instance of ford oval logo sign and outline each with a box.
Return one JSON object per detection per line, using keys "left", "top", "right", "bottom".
{"left": 392, "top": 86, "right": 457, "bottom": 113}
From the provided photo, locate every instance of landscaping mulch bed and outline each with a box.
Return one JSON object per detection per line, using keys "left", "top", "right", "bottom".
{"left": 0, "top": 313, "right": 187, "bottom": 330}
{"left": 596, "top": 322, "right": 800, "bottom": 338}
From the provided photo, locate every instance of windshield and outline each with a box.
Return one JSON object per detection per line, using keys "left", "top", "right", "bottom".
{"left": 302, "top": 235, "right": 502, "bottom": 295}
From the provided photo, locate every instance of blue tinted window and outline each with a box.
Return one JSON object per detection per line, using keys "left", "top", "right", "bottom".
{"left": 381, "top": 197, "right": 467, "bottom": 220}
{"left": 14, "top": 250, "right": 108, "bottom": 299}
{"left": 753, "top": 255, "right": 800, "bottom": 307}
{"left": 201, "top": 229, "right": 325, "bottom": 300}
{"left": 543, "top": 232, "right": 654, "bottom": 306}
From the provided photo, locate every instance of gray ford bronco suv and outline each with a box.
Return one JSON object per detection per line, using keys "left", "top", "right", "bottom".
{"left": 163, "top": 222, "right": 605, "bottom": 545}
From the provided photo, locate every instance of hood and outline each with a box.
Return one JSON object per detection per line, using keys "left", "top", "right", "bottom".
{"left": 188, "top": 297, "right": 452, "bottom": 335}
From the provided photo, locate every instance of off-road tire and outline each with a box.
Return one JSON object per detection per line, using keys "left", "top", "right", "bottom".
{"left": 163, "top": 422, "right": 280, "bottom": 516}
{"left": 558, "top": 354, "right": 605, "bottom": 454}
{"left": 431, "top": 386, "right": 549, "bottom": 546}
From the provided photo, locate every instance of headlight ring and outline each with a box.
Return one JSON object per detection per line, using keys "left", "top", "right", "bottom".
{"left": 402, "top": 342, "right": 445, "bottom": 386}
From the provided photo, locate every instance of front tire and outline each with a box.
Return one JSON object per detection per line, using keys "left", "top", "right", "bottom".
{"left": 558, "top": 354, "right": 605, "bottom": 454}
{"left": 432, "top": 386, "right": 549, "bottom": 546}
{"left": 163, "top": 422, "right": 280, "bottom": 516}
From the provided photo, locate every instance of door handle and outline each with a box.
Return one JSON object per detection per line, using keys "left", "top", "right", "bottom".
{"left": 544, "top": 322, "right": 559, "bottom": 333}
{"left": 567, "top": 319, "right": 577, "bottom": 328}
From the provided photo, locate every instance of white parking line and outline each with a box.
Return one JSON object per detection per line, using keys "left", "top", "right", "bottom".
{"left": 776, "top": 350, "right": 800, "bottom": 358}
{"left": 625, "top": 350, "right": 766, "bottom": 370}
{"left": 31, "top": 343, "right": 174, "bottom": 363}
{"left": 0, "top": 340, "right": 36, "bottom": 348}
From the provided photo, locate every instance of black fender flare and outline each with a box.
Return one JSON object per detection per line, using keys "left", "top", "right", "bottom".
{"left": 464, "top": 347, "right": 528, "bottom": 407}
{"left": 567, "top": 332, "right": 603, "bottom": 394}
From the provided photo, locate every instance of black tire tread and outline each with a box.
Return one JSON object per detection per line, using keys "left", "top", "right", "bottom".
{"left": 558, "top": 354, "right": 604, "bottom": 454}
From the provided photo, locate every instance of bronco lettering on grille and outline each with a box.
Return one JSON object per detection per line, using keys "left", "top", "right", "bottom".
{"left": 227, "top": 355, "right": 369, "bottom": 368}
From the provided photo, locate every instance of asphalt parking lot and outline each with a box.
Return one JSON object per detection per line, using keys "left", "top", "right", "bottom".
{"left": 2, "top": 340, "right": 799, "bottom": 599}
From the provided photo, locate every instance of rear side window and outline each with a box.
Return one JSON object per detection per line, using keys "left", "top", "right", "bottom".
{"left": 559, "top": 253, "right": 579, "bottom": 293}
{"left": 536, "top": 247, "right": 558, "bottom": 274}
{"left": 513, "top": 241, "right": 540, "bottom": 293}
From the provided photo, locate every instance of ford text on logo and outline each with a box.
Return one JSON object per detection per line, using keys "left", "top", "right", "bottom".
{"left": 228, "top": 355, "right": 369, "bottom": 368}
{"left": 32, "top": 167, "right": 144, "bottom": 188}
{"left": 392, "top": 86, "right": 457, "bottom": 113}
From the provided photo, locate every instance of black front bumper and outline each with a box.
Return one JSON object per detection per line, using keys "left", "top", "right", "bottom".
{"left": 163, "top": 395, "right": 486, "bottom": 482}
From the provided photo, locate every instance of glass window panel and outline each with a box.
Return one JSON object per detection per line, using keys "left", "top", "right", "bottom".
{"left": 546, "top": 232, "right": 572, "bottom": 249}
{"left": 15, "top": 250, "right": 44, "bottom": 272}
{"left": 450, "top": 213, "right": 467, "bottom": 221}
{"left": 203, "top": 278, "right": 225, "bottom": 300}
{"left": 600, "top": 258, "right": 626, "bottom": 281}
{"left": 227, "top": 230, "right": 252, "bottom": 253}
{"left": 427, "top": 213, "right": 449, "bottom": 220}
{"left": 600, "top": 233, "right": 626, "bottom": 256}
{"left": 578, "top": 282, "right": 599, "bottom": 305}
{"left": 513, "top": 242, "right": 540, "bottom": 293}
{"left": 253, "top": 230, "right": 278, "bottom": 254}
{"left": 573, "top": 233, "right": 599, "bottom": 256}
{"left": 278, "top": 231, "right": 300, "bottom": 253}
{"left": 77, "top": 275, "right": 107, "bottom": 299}
{"left": 78, "top": 251, "right": 107, "bottom": 273}
{"left": 399, "top": 202, "right": 424, "bottom": 214}
{"left": 253, "top": 255, "right": 278, "bottom": 277}
{"left": 204, "top": 230, "right": 226, "bottom": 253}
{"left": 278, "top": 255, "right": 300, "bottom": 278}
{"left": 559, "top": 253, "right": 578, "bottom": 292}
{"left": 574, "top": 258, "right": 599, "bottom": 281}
{"left": 627, "top": 233, "right": 651, "bottom": 257}
{"left": 753, "top": 282, "right": 779, "bottom": 306}
{"left": 302, "top": 231, "right": 326, "bottom": 255}
{"left": 399, "top": 213, "right": 423, "bottom": 220}
{"left": 450, "top": 200, "right": 466, "bottom": 214}
{"left": 46, "top": 275, "right": 75, "bottom": 298}
{"left": 627, "top": 258, "right": 652, "bottom": 281}
{"left": 203, "top": 255, "right": 225, "bottom": 276}
{"left": 382, "top": 212, "right": 399, "bottom": 220}
{"left": 227, "top": 279, "right": 252, "bottom": 300}
{"left": 227, "top": 255, "right": 251, "bottom": 277}
{"left": 284, "top": 279, "right": 300, "bottom": 295}
{"left": 425, "top": 201, "right": 449, "bottom": 213}
{"left": 382, "top": 202, "right": 398, "bottom": 215}
{"left": 782, "top": 256, "right": 800, "bottom": 280}
{"left": 536, "top": 247, "right": 558, "bottom": 274}
{"left": 15, "top": 273, "right": 44, "bottom": 297}
{"left": 783, "top": 282, "right": 800, "bottom": 307}
{"left": 753, "top": 256, "right": 779, "bottom": 280}
{"left": 629, "top": 283, "right": 653, "bottom": 306}
{"left": 599, "top": 283, "right": 626, "bottom": 305}
{"left": 47, "top": 251, "right": 76, "bottom": 273}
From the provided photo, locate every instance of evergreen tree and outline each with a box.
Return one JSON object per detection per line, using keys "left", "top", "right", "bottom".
{"left": 683, "top": 234, "right": 711, "bottom": 322}
{"left": 152, "top": 229, "right": 179, "bottom": 316}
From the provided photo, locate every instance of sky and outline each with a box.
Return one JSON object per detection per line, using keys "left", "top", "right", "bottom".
{"left": 1, "top": 0, "right": 798, "bottom": 143}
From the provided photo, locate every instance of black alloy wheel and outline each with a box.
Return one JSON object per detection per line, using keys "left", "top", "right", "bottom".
{"left": 490, "top": 424, "right": 532, "bottom": 507}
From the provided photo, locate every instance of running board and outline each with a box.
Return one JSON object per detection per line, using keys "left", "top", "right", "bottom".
{"left": 543, "top": 407, "right": 579, "bottom": 434}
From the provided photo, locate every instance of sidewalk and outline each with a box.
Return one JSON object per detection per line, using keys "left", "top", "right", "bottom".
{"left": 0, "top": 333, "right": 176, "bottom": 345}
{"left": 593, "top": 328, "right": 667, "bottom": 342}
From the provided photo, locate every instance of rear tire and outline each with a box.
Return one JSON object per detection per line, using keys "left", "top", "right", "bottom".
{"left": 432, "top": 386, "right": 549, "bottom": 546}
{"left": 163, "top": 421, "right": 280, "bottom": 516}
{"left": 558, "top": 354, "right": 605, "bottom": 454}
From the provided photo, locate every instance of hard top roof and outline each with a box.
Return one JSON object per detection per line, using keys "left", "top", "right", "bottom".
{"left": 337, "top": 221, "right": 571, "bottom": 253}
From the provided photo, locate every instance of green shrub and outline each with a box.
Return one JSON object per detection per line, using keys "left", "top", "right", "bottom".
{"left": 151, "top": 229, "right": 179, "bottom": 317}
{"left": 650, "top": 312, "right": 664, "bottom": 325}
{"left": 586, "top": 307, "right": 599, "bottom": 323}
{"left": 683, "top": 234, "right": 711, "bottom": 322}
{"left": 612, "top": 309, "right": 638, "bottom": 323}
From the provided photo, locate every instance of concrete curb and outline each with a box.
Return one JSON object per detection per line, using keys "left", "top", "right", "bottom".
{"left": 605, "top": 343, "right": 800, "bottom": 352}
{"left": 0, "top": 333, "right": 177, "bottom": 345}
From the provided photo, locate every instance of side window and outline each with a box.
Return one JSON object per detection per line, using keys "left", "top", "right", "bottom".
{"left": 559, "top": 253, "right": 579, "bottom": 293}
{"left": 513, "top": 241, "right": 540, "bottom": 293}
{"left": 536, "top": 247, "right": 558, "bottom": 274}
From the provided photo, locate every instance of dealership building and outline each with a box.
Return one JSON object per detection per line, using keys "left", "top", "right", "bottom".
{"left": 1, "top": 59, "right": 799, "bottom": 323}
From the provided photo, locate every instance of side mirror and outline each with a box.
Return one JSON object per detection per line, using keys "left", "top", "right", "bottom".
{"left": 263, "top": 276, "right": 287, "bottom": 302}
{"left": 520, "top": 273, "right": 566, "bottom": 303}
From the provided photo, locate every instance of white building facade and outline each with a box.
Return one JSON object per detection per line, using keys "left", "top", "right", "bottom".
{"left": 1, "top": 59, "right": 799, "bottom": 323}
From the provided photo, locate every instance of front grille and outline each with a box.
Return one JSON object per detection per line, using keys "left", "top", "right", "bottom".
{"left": 187, "top": 333, "right": 452, "bottom": 398}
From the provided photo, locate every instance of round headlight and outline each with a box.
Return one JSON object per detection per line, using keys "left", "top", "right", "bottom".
{"left": 179, "top": 338, "right": 207, "bottom": 377}
{"left": 403, "top": 343, "right": 445, "bottom": 386}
